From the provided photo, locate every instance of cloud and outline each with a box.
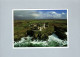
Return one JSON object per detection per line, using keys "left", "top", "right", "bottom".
{"left": 36, "top": 11, "right": 67, "bottom": 19}
{"left": 14, "top": 10, "right": 39, "bottom": 20}
{"left": 62, "top": 12, "right": 65, "bottom": 15}
{"left": 14, "top": 10, "right": 67, "bottom": 20}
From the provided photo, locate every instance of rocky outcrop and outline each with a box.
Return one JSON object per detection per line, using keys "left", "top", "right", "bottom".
{"left": 26, "top": 26, "right": 54, "bottom": 41}
{"left": 54, "top": 26, "right": 67, "bottom": 40}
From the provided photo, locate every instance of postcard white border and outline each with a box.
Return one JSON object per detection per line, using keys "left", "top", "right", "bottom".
{"left": 12, "top": 9, "right": 69, "bottom": 49}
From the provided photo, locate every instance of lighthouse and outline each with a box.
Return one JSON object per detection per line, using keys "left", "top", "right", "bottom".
{"left": 43, "top": 23, "right": 45, "bottom": 29}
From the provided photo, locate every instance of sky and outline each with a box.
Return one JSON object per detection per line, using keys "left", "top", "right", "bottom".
{"left": 14, "top": 10, "right": 67, "bottom": 20}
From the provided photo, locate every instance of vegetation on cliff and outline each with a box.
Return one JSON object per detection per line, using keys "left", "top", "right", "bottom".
{"left": 14, "top": 19, "right": 67, "bottom": 41}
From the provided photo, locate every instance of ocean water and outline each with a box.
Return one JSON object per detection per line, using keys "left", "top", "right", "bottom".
{"left": 14, "top": 32, "right": 67, "bottom": 47}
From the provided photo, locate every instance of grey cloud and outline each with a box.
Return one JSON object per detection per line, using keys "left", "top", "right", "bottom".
{"left": 14, "top": 10, "right": 38, "bottom": 20}
{"left": 14, "top": 10, "right": 67, "bottom": 20}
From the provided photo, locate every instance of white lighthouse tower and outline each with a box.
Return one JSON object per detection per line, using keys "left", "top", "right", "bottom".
{"left": 43, "top": 23, "right": 45, "bottom": 29}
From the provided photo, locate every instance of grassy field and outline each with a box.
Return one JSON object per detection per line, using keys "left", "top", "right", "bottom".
{"left": 14, "top": 19, "right": 67, "bottom": 41}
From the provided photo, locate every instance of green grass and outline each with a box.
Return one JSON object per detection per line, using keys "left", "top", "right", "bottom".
{"left": 14, "top": 19, "right": 67, "bottom": 41}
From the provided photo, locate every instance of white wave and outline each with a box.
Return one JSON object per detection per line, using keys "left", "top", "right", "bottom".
{"left": 48, "top": 33, "right": 62, "bottom": 43}
{"left": 14, "top": 33, "right": 67, "bottom": 47}
{"left": 31, "top": 40, "right": 48, "bottom": 46}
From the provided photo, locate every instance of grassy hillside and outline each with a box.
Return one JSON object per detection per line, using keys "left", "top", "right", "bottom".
{"left": 14, "top": 19, "right": 67, "bottom": 41}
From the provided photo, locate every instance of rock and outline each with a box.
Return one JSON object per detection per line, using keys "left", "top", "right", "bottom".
{"left": 54, "top": 26, "right": 67, "bottom": 40}
{"left": 27, "top": 30, "right": 34, "bottom": 36}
